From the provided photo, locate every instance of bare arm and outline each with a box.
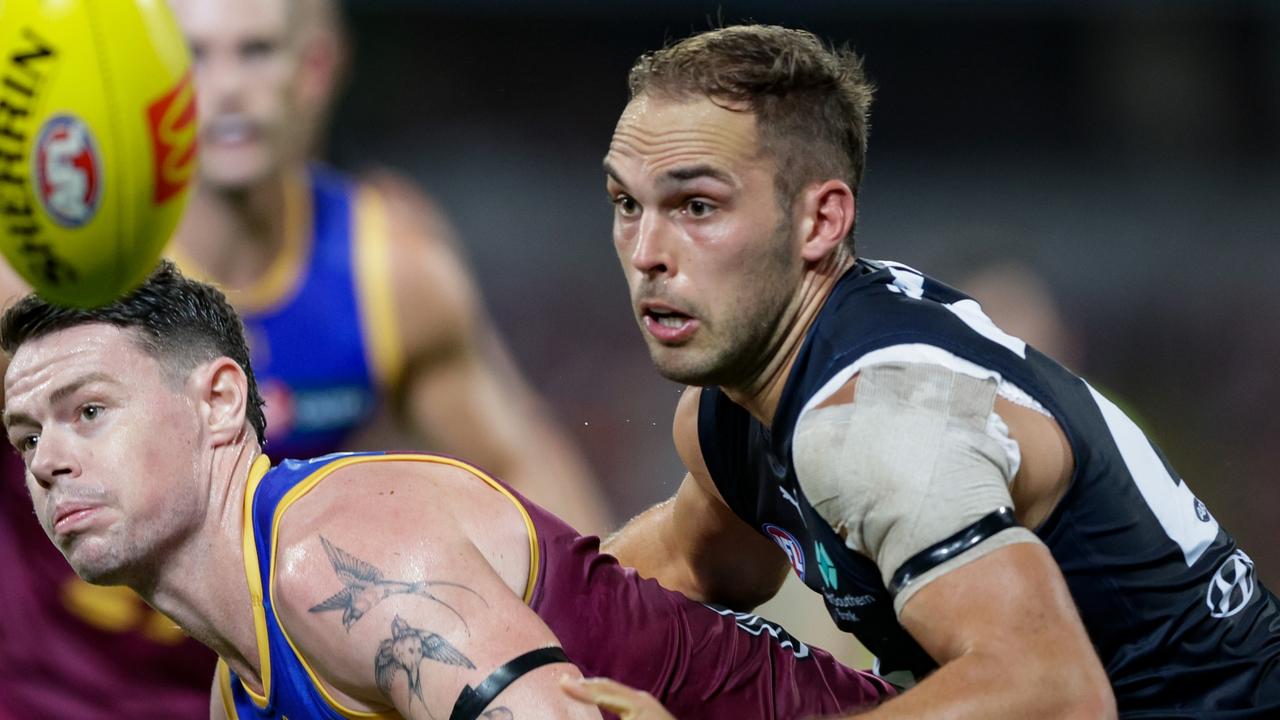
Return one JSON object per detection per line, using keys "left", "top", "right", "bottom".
{"left": 364, "top": 171, "right": 613, "bottom": 535}
{"left": 840, "top": 543, "right": 1114, "bottom": 719}
{"left": 273, "top": 464, "right": 602, "bottom": 719}
{"left": 604, "top": 388, "right": 789, "bottom": 608}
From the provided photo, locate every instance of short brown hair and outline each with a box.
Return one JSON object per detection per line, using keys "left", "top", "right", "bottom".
{"left": 1, "top": 261, "right": 267, "bottom": 445}
{"left": 628, "top": 24, "right": 874, "bottom": 248}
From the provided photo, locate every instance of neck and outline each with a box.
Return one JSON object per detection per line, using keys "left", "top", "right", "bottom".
{"left": 723, "top": 249, "right": 854, "bottom": 425}
{"left": 173, "top": 169, "right": 297, "bottom": 290}
{"left": 136, "top": 437, "right": 265, "bottom": 688}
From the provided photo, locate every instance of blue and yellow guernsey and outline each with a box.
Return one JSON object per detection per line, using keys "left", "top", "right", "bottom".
{"left": 216, "top": 452, "right": 894, "bottom": 720}
{"left": 216, "top": 452, "right": 540, "bottom": 720}
{"left": 176, "top": 165, "right": 403, "bottom": 460}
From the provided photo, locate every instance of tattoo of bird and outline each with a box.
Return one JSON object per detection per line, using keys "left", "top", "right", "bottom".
{"left": 308, "top": 536, "right": 486, "bottom": 632}
{"left": 374, "top": 615, "right": 475, "bottom": 711}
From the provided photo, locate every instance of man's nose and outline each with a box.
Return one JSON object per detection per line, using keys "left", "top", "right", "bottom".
{"left": 200, "top": 55, "right": 246, "bottom": 110}
{"left": 28, "top": 431, "right": 79, "bottom": 490}
{"left": 630, "top": 212, "right": 676, "bottom": 278}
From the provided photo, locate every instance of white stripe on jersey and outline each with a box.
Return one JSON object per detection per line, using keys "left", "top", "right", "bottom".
{"left": 1087, "top": 384, "right": 1219, "bottom": 566}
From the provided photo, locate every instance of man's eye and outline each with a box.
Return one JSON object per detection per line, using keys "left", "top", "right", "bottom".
{"left": 16, "top": 435, "right": 38, "bottom": 453}
{"left": 686, "top": 200, "right": 713, "bottom": 218}
{"left": 81, "top": 405, "right": 102, "bottom": 421}
{"left": 614, "top": 196, "right": 640, "bottom": 217}
{"left": 241, "top": 40, "right": 276, "bottom": 61}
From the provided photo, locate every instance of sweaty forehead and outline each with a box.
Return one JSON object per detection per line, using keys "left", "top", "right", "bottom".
{"left": 607, "top": 95, "right": 763, "bottom": 179}
{"left": 5, "top": 325, "right": 142, "bottom": 391}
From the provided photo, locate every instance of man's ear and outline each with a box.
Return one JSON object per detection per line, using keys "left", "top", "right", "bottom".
{"left": 193, "top": 357, "right": 250, "bottom": 446}
{"left": 796, "top": 179, "right": 855, "bottom": 263}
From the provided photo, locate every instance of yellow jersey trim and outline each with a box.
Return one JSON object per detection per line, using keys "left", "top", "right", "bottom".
{"left": 237, "top": 454, "right": 275, "bottom": 709}
{"left": 217, "top": 659, "right": 241, "bottom": 719}
{"left": 264, "top": 454, "right": 541, "bottom": 719}
{"left": 352, "top": 185, "right": 406, "bottom": 391}
{"left": 169, "top": 170, "right": 313, "bottom": 314}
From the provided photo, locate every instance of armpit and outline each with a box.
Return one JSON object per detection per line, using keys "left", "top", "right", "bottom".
{"left": 792, "top": 362, "right": 1041, "bottom": 614}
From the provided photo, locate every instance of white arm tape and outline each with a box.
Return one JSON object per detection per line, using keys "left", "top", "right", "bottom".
{"left": 792, "top": 361, "right": 1042, "bottom": 614}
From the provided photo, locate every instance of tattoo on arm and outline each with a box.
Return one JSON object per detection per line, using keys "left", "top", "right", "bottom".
{"left": 308, "top": 536, "right": 488, "bottom": 632}
{"left": 375, "top": 615, "right": 476, "bottom": 709}
{"left": 482, "top": 709, "right": 514, "bottom": 719}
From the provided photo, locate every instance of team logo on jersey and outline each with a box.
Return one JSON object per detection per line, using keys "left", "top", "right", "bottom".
{"left": 815, "top": 542, "right": 839, "bottom": 590}
{"left": 763, "top": 523, "right": 805, "bottom": 580}
{"left": 1206, "top": 549, "right": 1255, "bottom": 619}
{"left": 1194, "top": 498, "right": 1212, "bottom": 523}
{"left": 32, "top": 114, "right": 101, "bottom": 227}
{"left": 778, "top": 485, "right": 803, "bottom": 518}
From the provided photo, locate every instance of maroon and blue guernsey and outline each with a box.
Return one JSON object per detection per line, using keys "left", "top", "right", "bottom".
{"left": 218, "top": 451, "right": 893, "bottom": 719}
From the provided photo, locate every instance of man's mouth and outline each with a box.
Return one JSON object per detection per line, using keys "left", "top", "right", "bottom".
{"left": 204, "top": 115, "right": 258, "bottom": 147}
{"left": 641, "top": 304, "right": 698, "bottom": 343}
{"left": 52, "top": 501, "right": 104, "bottom": 535}
{"left": 647, "top": 307, "right": 691, "bottom": 328}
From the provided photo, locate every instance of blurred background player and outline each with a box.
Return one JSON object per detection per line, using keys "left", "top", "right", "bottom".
{"left": 165, "top": 0, "right": 612, "bottom": 534}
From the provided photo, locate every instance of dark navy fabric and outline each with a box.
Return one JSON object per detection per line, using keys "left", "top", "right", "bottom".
{"left": 698, "top": 258, "right": 1280, "bottom": 716}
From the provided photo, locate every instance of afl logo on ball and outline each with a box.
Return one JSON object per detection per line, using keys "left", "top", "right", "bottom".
{"left": 1206, "top": 549, "right": 1255, "bottom": 619}
{"left": 32, "top": 114, "right": 102, "bottom": 228}
{"left": 764, "top": 524, "right": 806, "bottom": 581}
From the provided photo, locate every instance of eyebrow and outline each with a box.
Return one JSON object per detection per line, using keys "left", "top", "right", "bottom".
{"left": 602, "top": 160, "right": 736, "bottom": 189}
{"left": 3, "top": 372, "right": 119, "bottom": 429}
{"left": 602, "top": 159, "right": 623, "bottom": 185}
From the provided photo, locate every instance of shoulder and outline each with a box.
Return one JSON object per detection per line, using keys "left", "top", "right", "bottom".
{"left": 269, "top": 459, "right": 463, "bottom": 619}
{"left": 267, "top": 459, "right": 479, "bottom": 693}
{"left": 673, "top": 387, "right": 715, "bottom": 486}
{"left": 356, "top": 169, "right": 482, "bottom": 359}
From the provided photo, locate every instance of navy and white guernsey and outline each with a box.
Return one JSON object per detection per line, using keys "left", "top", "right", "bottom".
{"left": 698, "top": 259, "right": 1280, "bottom": 715}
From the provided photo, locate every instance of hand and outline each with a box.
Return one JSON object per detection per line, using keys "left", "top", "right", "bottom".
{"left": 560, "top": 676, "right": 677, "bottom": 719}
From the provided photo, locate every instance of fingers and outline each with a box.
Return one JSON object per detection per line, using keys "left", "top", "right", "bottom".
{"left": 560, "top": 676, "right": 677, "bottom": 719}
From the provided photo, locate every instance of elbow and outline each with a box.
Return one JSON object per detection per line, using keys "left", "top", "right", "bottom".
{"left": 1067, "top": 680, "right": 1116, "bottom": 720}
{"left": 1042, "top": 659, "right": 1116, "bottom": 720}
{"left": 991, "top": 647, "right": 1115, "bottom": 720}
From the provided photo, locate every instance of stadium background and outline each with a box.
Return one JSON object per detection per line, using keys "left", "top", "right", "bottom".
{"left": 319, "top": 0, "right": 1277, "bottom": 660}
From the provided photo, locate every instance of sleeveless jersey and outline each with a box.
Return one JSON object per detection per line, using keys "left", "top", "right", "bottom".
{"left": 0, "top": 452, "right": 214, "bottom": 718}
{"left": 217, "top": 452, "right": 893, "bottom": 719}
{"left": 698, "top": 259, "right": 1280, "bottom": 717}
{"left": 179, "top": 165, "right": 401, "bottom": 461}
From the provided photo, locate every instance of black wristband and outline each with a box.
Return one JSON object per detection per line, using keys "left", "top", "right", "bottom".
{"left": 449, "top": 646, "right": 572, "bottom": 720}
